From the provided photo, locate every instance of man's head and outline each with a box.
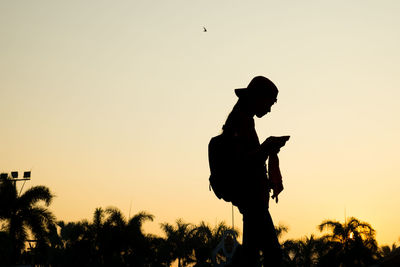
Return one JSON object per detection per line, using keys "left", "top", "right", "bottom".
{"left": 235, "top": 76, "right": 278, "bottom": 118}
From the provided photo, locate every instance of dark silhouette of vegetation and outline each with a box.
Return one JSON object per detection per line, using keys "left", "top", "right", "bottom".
{"left": 1, "top": 175, "right": 399, "bottom": 266}
{"left": 281, "top": 234, "right": 322, "bottom": 266}
{"left": 317, "top": 217, "right": 379, "bottom": 266}
{"left": 0, "top": 174, "right": 55, "bottom": 264}
{"left": 161, "top": 219, "right": 194, "bottom": 267}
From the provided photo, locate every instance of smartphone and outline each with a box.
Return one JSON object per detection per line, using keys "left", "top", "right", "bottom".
{"left": 280, "top": 136, "right": 290, "bottom": 142}
{"left": 272, "top": 136, "right": 290, "bottom": 148}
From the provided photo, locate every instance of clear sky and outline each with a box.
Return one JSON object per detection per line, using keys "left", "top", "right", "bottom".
{"left": 1, "top": 1, "right": 399, "bottom": 246}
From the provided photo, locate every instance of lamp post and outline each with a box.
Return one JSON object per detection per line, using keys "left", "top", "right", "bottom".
{"left": 1, "top": 171, "right": 31, "bottom": 195}
{"left": 9, "top": 171, "right": 31, "bottom": 181}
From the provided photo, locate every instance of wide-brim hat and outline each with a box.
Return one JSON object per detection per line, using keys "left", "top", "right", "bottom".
{"left": 235, "top": 76, "right": 278, "bottom": 98}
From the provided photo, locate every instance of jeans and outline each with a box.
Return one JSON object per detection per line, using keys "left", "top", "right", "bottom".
{"left": 241, "top": 206, "right": 281, "bottom": 267}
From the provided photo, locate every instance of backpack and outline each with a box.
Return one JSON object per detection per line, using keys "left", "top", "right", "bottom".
{"left": 208, "top": 133, "right": 242, "bottom": 204}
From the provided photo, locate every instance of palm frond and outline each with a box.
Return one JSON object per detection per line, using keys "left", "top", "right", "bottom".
{"left": 18, "top": 186, "right": 54, "bottom": 207}
{"left": 160, "top": 222, "right": 175, "bottom": 238}
{"left": 318, "top": 220, "right": 342, "bottom": 232}
{"left": 93, "top": 207, "right": 105, "bottom": 227}
{"left": 105, "top": 206, "right": 126, "bottom": 227}
{"left": 24, "top": 206, "right": 55, "bottom": 240}
{"left": 8, "top": 215, "right": 28, "bottom": 252}
{"left": 128, "top": 211, "right": 154, "bottom": 229}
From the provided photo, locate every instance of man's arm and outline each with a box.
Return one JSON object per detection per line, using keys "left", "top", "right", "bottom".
{"left": 239, "top": 136, "right": 289, "bottom": 163}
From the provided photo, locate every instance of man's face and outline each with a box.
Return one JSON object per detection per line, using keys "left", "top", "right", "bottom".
{"left": 254, "top": 96, "right": 277, "bottom": 118}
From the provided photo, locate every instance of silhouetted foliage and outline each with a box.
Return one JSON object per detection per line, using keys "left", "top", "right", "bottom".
{"left": 379, "top": 243, "right": 398, "bottom": 258}
{"left": 281, "top": 234, "right": 322, "bottom": 267}
{"left": 0, "top": 230, "right": 13, "bottom": 265}
{"left": 160, "top": 218, "right": 195, "bottom": 267}
{"left": 53, "top": 207, "right": 156, "bottom": 266}
{"left": 0, "top": 175, "right": 55, "bottom": 264}
{"left": 191, "top": 221, "right": 238, "bottom": 266}
{"left": 317, "top": 217, "right": 379, "bottom": 266}
{"left": 1, "top": 177, "right": 396, "bottom": 266}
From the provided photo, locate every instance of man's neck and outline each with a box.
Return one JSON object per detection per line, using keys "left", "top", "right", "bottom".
{"left": 236, "top": 99, "right": 255, "bottom": 118}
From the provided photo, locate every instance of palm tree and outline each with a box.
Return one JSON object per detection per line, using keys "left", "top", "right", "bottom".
{"left": 97, "top": 207, "right": 157, "bottom": 266}
{"left": 379, "top": 243, "right": 398, "bottom": 258}
{"left": 209, "top": 221, "right": 237, "bottom": 252}
{"left": 0, "top": 175, "right": 55, "bottom": 263}
{"left": 318, "top": 217, "right": 379, "bottom": 266}
{"left": 57, "top": 220, "right": 93, "bottom": 266}
{"left": 92, "top": 206, "right": 155, "bottom": 266}
{"left": 209, "top": 222, "right": 239, "bottom": 266}
{"left": 54, "top": 206, "right": 155, "bottom": 266}
{"left": 287, "top": 235, "right": 321, "bottom": 267}
{"left": 0, "top": 230, "right": 13, "bottom": 264}
{"left": 124, "top": 210, "right": 155, "bottom": 266}
{"left": 160, "top": 218, "right": 195, "bottom": 267}
{"left": 101, "top": 206, "right": 127, "bottom": 265}
{"left": 274, "top": 224, "right": 300, "bottom": 267}
{"left": 188, "top": 221, "right": 215, "bottom": 265}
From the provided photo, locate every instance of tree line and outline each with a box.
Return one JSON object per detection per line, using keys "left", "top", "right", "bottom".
{"left": 0, "top": 175, "right": 398, "bottom": 266}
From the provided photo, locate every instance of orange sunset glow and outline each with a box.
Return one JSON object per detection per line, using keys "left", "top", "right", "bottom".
{"left": 1, "top": 1, "right": 400, "bottom": 266}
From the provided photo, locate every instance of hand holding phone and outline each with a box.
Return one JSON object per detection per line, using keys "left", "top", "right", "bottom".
{"left": 262, "top": 136, "right": 290, "bottom": 152}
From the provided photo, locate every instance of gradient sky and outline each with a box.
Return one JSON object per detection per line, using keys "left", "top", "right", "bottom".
{"left": 1, "top": 1, "right": 399, "bottom": 246}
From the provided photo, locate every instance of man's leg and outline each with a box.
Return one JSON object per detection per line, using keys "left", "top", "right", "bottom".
{"left": 261, "top": 210, "right": 281, "bottom": 267}
{"left": 242, "top": 212, "right": 260, "bottom": 267}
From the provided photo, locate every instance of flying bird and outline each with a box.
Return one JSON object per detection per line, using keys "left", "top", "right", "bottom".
{"left": 203, "top": 26, "right": 207, "bottom": 32}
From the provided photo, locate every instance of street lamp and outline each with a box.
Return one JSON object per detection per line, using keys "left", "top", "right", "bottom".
{"left": 7, "top": 171, "right": 31, "bottom": 181}
{"left": 1, "top": 171, "right": 32, "bottom": 192}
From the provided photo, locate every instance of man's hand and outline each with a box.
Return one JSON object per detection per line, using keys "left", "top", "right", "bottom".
{"left": 262, "top": 136, "right": 290, "bottom": 154}
{"left": 271, "top": 183, "right": 284, "bottom": 203}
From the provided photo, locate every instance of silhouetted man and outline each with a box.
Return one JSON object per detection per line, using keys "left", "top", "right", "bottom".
{"left": 222, "top": 76, "right": 288, "bottom": 266}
